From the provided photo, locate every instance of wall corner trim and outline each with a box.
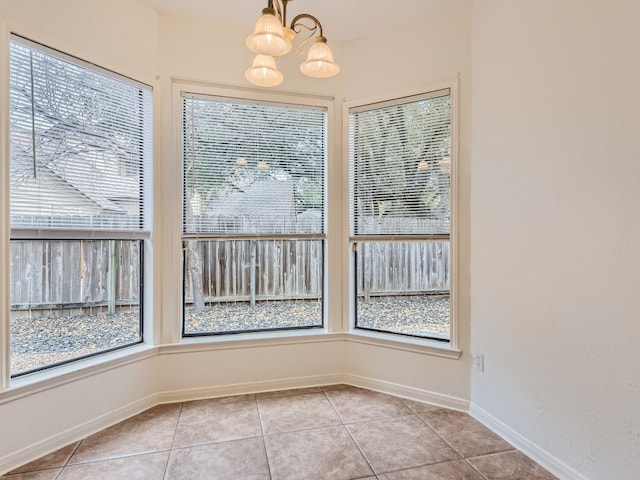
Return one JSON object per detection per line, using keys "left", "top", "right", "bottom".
{"left": 345, "top": 373, "right": 469, "bottom": 411}
{"left": 469, "top": 402, "right": 592, "bottom": 480}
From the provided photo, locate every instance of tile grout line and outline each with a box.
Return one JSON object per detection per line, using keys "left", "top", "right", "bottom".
{"left": 359, "top": 412, "right": 470, "bottom": 477}
{"left": 322, "top": 389, "right": 378, "bottom": 478}
{"left": 162, "top": 401, "right": 185, "bottom": 480}
{"left": 410, "top": 405, "right": 508, "bottom": 480}
{"left": 322, "top": 386, "right": 466, "bottom": 477}
{"left": 463, "top": 457, "right": 491, "bottom": 480}
{"left": 255, "top": 396, "right": 274, "bottom": 480}
{"left": 51, "top": 440, "right": 83, "bottom": 480}
{"left": 463, "top": 450, "right": 531, "bottom": 480}
{"left": 321, "top": 388, "right": 348, "bottom": 424}
{"left": 400, "top": 402, "right": 509, "bottom": 478}
{"left": 411, "top": 404, "right": 464, "bottom": 455}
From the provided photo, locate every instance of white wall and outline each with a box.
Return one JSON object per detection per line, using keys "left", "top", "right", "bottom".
{"left": 470, "top": 1, "right": 640, "bottom": 479}
{"left": 155, "top": 339, "right": 347, "bottom": 402}
{"left": 0, "top": 353, "right": 159, "bottom": 466}
{"left": 0, "top": 0, "right": 160, "bottom": 78}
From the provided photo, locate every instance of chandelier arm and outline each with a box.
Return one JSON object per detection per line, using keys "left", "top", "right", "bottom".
{"left": 269, "top": 0, "right": 291, "bottom": 26}
{"left": 290, "top": 13, "right": 324, "bottom": 38}
{"left": 281, "top": 0, "right": 288, "bottom": 26}
{"left": 294, "top": 30, "right": 314, "bottom": 55}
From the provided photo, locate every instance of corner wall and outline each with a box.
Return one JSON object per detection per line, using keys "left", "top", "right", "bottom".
{"left": 470, "top": 1, "right": 640, "bottom": 479}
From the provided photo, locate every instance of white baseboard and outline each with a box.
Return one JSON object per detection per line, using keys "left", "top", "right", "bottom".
{"left": 342, "top": 373, "right": 470, "bottom": 411}
{"left": 157, "top": 373, "right": 347, "bottom": 404}
{"left": 0, "top": 393, "right": 158, "bottom": 476}
{"left": 469, "top": 402, "right": 591, "bottom": 480}
{"left": 155, "top": 373, "right": 469, "bottom": 412}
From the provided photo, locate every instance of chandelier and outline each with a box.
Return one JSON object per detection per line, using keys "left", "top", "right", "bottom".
{"left": 245, "top": 0, "right": 340, "bottom": 87}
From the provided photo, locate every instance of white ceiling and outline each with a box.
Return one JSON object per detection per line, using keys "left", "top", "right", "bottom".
{"left": 138, "top": 0, "right": 473, "bottom": 43}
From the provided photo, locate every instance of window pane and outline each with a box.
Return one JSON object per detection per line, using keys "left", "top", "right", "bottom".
{"left": 349, "top": 92, "right": 451, "bottom": 236}
{"left": 183, "top": 239, "right": 323, "bottom": 335}
{"left": 355, "top": 241, "right": 450, "bottom": 340}
{"left": 10, "top": 240, "right": 143, "bottom": 376}
{"left": 182, "top": 95, "right": 326, "bottom": 236}
{"left": 9, "top": 36, "right": 152, "bottom": 232}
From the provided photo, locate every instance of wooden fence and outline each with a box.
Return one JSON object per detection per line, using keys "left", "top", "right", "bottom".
{"left": 184, "top": 239, "right": 323, "bottom": 305}
{"left": 184, "top": 238, "right": 449, "bottom": 305}
{"left": 355, "top": 240, "right": 450, "bottom": 300}
{"left": 10, "top": 237, "right": 449, "bottom": 315}
{"left": 10, "top": 239, "right": 140, "bottom": 318}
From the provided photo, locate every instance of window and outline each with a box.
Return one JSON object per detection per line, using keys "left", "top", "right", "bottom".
{"left": 8, "top": 35, "right": 152, "bottom": 376}
{"left": 181, "top": 92, "right": 327, "bottom": 336}
{"left": 348, "top": 87, "right": 454, "bottom": 342}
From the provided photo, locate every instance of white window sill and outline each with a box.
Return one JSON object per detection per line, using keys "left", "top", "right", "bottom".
{"left": 345, "top": 329, "right": 461, "bottom": 359}
{"left": 162, "top": 327, "right": 335, "bottom": 354}
{"left": 164, "top": 328, "right": 460, "bottom": 359}
{"left": 0, "top": 344, "right": 158, "bottom": 405}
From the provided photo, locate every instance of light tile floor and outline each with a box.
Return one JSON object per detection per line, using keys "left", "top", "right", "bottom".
{"left": 2, "top": 385, "right": 559, "bottom": 479}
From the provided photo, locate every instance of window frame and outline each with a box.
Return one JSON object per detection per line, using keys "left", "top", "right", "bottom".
{"left": 343, "top": 79, "right": 459, "bottom": 351}
{"left": 175, "top": 82, "right": 334, "bottom": 339}
{"left": 5, "top": 33, "right": 153, "bottom": 379}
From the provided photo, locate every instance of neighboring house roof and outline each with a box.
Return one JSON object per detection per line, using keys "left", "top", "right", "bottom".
{"left": 210, "top": 179, "right": 295, "bottom": 217}
{"left": 52, "top": 157, "right": 139, "bottom": 215}
{"left": 10, "top": 155, "right": 139, "bottom": 218}
{"left": 10, "top": 167, "right": 105, "bottom": 217}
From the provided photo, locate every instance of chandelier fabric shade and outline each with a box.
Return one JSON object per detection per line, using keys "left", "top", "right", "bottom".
{"left": 246, "top": 8, "right": 292, "bottom": 57}
{"left": 245, "top": 0, "right": 339, "bottom": 87}
{"left": 300, "top": 37, "right": 340, "bottom": 78}
{"left": 245, "top": 54, "right": 284, "bottom": 87}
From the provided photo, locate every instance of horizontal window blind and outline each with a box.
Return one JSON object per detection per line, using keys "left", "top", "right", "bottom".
{"left": 182, "top": 94, "right": 326, "bottom": 236}
{"left": 9, "top": 35, "right": 152, "bottom": 234}
{"left": 349, "top": 90, "right": 451, "bottom": 236}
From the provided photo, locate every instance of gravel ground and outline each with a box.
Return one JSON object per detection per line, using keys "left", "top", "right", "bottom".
{"left": 357, "top": 295, "right": 450, "bottom": 338}
{"left": 184, "top": 300, "right": 323, "bottom": 334}
{"left": 11, "top": 295, "right": 449, "bottom": 375}
{"left": 10, "top": 311, "right": 141, "bottom": 375}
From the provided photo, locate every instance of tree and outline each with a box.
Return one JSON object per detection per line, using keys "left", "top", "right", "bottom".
{"left": 351, "top": 94, "right": 451, "bottom": 234}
